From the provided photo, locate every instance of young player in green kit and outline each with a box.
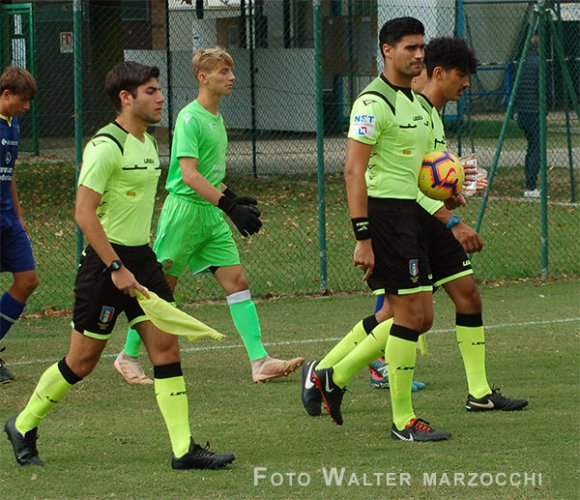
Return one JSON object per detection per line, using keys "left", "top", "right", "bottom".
{"left": 301, "top": 35, "right": 527, "bottom": 436}
{"left": 5, "top": 61, "right": 234, "bottom": 469}
{"left": 114, "top": 48, "right": 304, "bottom": 385}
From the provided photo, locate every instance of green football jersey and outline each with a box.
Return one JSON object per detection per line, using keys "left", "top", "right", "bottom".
{"left": 416, "top": 93, "right": 446, "bottom": 215}
{"left": 165, "top": 100, "right": 227, "bottom": 204}
{"left": 348, "top": 75, "right": 432, "bottom": 200}
{"left": 79, "top": 123, "right": 161, "bottom": 246}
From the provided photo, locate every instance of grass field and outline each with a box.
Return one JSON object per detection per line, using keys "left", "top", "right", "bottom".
{"left": 0, "top": 280, "right": 578, "bottom": 499}
{"left": 1, "top": 162, "right": 578, "bottom": 313}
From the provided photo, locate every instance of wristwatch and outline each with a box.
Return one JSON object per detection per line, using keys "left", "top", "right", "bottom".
{"left": 107, "top": 259, "right": 124, "bottom": 272}
{"left": 446, "top": 214, "right": 461, "bottom": 229}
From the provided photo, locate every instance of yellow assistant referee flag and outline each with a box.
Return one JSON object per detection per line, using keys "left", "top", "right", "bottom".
{"left": 136, "top": 289, "right": 225, "bottom": 341}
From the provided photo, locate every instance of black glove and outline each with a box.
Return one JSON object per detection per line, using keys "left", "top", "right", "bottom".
{"left": 223, "top": 187, "right": 259, "bottom": 208}
{"left": 218, "top": 195, "right": 262, "bottom": 237}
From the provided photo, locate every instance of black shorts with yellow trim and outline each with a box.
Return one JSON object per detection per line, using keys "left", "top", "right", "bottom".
{"left": 418, "top": 208, "right": 474, "bottom": 288}
{"left": 72, "top": 244, "right": 173, "bottom": 340}
{"left": 366, "top": 198, "right": 433, "bottom": 296}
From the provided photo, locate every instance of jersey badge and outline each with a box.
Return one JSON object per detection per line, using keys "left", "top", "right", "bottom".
{"left": 409, "top": 259, "right": 419, "bottom": 283}
{"left": 99, "top": 306, "right": 115, "bottom": 324}
{"left": 353, "top": 114, "right": 375, "bottom": 137}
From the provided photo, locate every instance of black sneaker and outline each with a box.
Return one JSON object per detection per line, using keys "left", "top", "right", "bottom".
{"left": 301, "top": 360, "right": 322, "bottom": 417}
{"left": 0, "top": 346, "right": 15, "bottom": 384}
{"left": 466, "top": 387, "right": 528, "bottom": 412}
{"left": 312, "top": 367, "right": 345, "bottom": 425}
{"left": 171, "top": 439, "right": 235, "bottom": 470}
{"left": 391, "top": 418, "right": 451, "bottom": 442}
{"left": 4, "top": 415, "right": 44, "bottom": 465}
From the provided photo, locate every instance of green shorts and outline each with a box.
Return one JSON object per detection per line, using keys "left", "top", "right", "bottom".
{"left": 153, "top": 193, "right": 240, "bottom": 277}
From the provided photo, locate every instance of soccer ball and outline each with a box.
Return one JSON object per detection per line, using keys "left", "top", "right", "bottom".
{"left": 419, "top": 151, "right": 465, "bottom": 200}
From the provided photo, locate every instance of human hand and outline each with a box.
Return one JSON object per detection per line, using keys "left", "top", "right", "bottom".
{"left": 445, "top": 193, "right": 467, "bottom": 210}
{"left": 110, "top": 267, "right": 149, "bottom": 298}
{"left": 451, "top": 222, "right": 484, "bottom": 253}
{"left": 353, "top": 240, "right": 374, "bottom": 281}
{"left": 223, "top": 188, "right": 259, "bottom": 208}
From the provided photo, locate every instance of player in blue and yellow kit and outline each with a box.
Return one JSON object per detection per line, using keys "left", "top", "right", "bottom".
{"left": 0, "top": 66, "right": 39, "bottom": 383}
{"left": 4, "top": 61, "right": 234, "bottom": 469}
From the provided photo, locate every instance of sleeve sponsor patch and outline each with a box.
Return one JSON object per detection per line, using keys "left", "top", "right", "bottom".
{"left": 351, "top": 114, "right": 376, "bottom": 137}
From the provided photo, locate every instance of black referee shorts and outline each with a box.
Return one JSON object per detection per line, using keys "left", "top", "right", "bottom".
{"left": 419, "top": 208, "right": 474, "bottom": 287}
{"left": 367, "top": 198, "right": 432, "bottom": 296}
{"left": 72, "top": 244, "right": 173, "bottom": 339}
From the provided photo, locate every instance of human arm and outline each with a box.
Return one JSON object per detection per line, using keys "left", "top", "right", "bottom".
{"left": 180, "top": 158, "right": 261, "bottom": 236}
{"left": 74, "top": 185, "right": 148, "bottom": 297}
{"left": 10, "top": 177, "right": 26, "bottom": 231}
{"left": 345, "top": 139, "right": 374, "bottom": 281}
{"left": 432, "top": 204, "right": 484, "bottom": 253}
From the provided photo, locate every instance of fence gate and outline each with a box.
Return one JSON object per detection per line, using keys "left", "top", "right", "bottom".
{"left": 0, "top": 2, "right": 38, "bottom": 154}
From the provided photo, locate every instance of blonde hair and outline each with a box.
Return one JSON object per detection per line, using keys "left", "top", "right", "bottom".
{"left": 192, "top": 47, "right": 233, "bottom": 81}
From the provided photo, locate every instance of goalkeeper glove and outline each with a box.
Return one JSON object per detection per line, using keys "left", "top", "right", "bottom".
{"left": 223, "top": 187, "right": 259, "bottom": 208}
{"left": 217, "top": 195, "right": 262, "bottom": 237}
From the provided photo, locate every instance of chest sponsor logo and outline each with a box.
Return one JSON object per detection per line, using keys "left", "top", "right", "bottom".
{"left": 1, "top": 138, "right": 18, "bottom": 146}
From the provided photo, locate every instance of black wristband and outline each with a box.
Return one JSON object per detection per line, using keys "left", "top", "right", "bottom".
{"left": 223, "top": 187, "right": 237, "bottom": 200}
{"left": 217, "top": 195, "right": 236, "bottom": 214}
{"left": 351, "top": 217, "right": 371, "bottom": 240}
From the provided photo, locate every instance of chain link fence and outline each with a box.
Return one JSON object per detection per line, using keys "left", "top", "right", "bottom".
{"left": 1, "top": 0, "right": 578, "bottom": 313}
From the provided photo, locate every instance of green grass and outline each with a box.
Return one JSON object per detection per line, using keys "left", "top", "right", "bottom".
{"left": 0, "top": 280, "right": 579, "bottom": 498}
{"left": 1, "top": 161, "right": 578, "bottom": 313}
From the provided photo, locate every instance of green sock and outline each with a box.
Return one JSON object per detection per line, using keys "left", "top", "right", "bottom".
{"left": 123, "top": 327, "right": 142, "bottom": 358}
{"left": 155, "top": 373, "right": 191, "bottom": 457}
{"left": 227, "top": 291, "right": 268, "bottom": 361}
{"left": 456, "top": 314, "right": 491, "bottom": 399}
{"left": 333, "top": 318, "right": 393, "bottom": 387}
{"left": 16, "top": 361, "right": 78, "bottom": 434}
{"left": 318, "top": 315, "right": 379, "bottom": 370}
{"left": 386, "top": 326, "right": 418, "bottom": 431}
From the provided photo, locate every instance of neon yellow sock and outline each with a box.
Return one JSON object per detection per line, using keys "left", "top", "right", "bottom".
{"left": 16, "top": 362, "right": 75, "bottom": 434}
{"left": 228, "top": 291, "right": 268, "bottom": 361}
{"left": 456, "top": 320, "right": 491, "bottom": 399}
{"left": 333, "top": 319, "right": 393, "bottom": 387}
{"left": 318, "top": 315, "right": 378, "bottom": 370}
{"left": 155, "top": 375, "right": 191, "bottom": 457}
{"left": 123, "top": 327, "right": 142, "bottom": 358}
{"left": 386, "top": 330, "right": 417, "bottom": 430}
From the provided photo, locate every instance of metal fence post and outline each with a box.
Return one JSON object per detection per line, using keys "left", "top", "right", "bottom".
{"left": 313, "top": 0, "right": 327, "bottom": 295}
{"left": 73, "top": 0, "right": 84, "bottom": 263}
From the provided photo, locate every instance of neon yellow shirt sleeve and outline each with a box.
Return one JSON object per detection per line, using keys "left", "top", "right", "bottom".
{"left": 78, "top": 138, "right": 119, "bottom": 193}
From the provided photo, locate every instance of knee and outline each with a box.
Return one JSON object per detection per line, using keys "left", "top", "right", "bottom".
{"left": 149, "top": 339, "right": 181, "bottom": 366}
{"left": 13, "top": 273, "right": 39, "bottom": 299}
{"left": 233, "top": 274, "right": 249, "bottom": 293}
{"left": 66, "top": 356, "right": 98, "bottom": 378}
{"left": 406, "top": 310, "right": 432, "bottom": 334}
{"left": 225, "top": 274, "right": 249, "bottom": 295}
{"left": 421, "top": 316, "right": 434, "bottom": 333}
{"left": 455, "top": 287, "right": 482, "bottom": 314}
